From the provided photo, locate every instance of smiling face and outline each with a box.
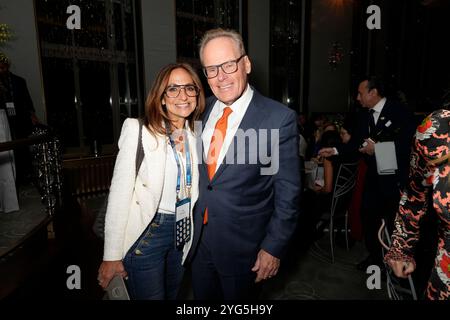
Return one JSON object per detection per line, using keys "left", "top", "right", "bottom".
{"left": 201, "top": 36, "right": 251, "bottom": 106}
{"left": 162, "top": 68, "right": 198, "bottom": 128}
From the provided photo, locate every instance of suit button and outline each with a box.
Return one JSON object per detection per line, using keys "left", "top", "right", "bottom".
{"left": 142, "top": 183, "right": 147, "bottom": 187}
{"left": 136, "top": 200, "right": 140, "bottom": 205}
{"left": 207, "top": 185, "right": 213, "bottom": 191}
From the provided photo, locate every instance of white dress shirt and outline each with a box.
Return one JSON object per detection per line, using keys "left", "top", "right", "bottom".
{"left": 371, "top": 97, "right": 387, "bottom": 125}
{"left": 202, "top": 85, "right": 254, "bottom": 173}
{"left": 157, "top": 148, "right": 185, "bottom": 214}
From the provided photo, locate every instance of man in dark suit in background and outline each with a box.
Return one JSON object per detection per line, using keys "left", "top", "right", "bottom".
{"left": 0, "top": 53, "right": 40, "bottom": 184}
{"left": 188, "top": 28, "right": 301, "bottom": 299}
{"left": 0, "top": 53, "right": 38, "bottom": 139}
{"left": 320, "top": 76, "right": 416, "bottom": 270}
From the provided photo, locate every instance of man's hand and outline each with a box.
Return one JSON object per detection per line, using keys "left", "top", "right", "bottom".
{"left": 318, "top": 147, "right": 335, "bottom": 158}
{"left": 251, "top": 249, "right": 280, "bottom": 283}
{"left": 386, "top": 259, "right": 415, "bottom": 279}
{"left": 358, "top": 139, "right": 375, "bottom": 155}
{"left": 98, "top": 260, "right": 127, "bottom": 289}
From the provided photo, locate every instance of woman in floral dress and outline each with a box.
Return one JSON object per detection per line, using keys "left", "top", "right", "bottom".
{"left": 385, "top": 108, "right": 449, "bottom": 300}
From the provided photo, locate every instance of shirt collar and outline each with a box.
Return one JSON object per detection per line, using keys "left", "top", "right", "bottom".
{"left": 217, "top": 84, "right": 254, "bottom": 116}
{"left": 372, "top": 97, "right": 386, "bottom": 114}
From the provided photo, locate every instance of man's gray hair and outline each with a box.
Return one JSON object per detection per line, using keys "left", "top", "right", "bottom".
{"left": 198, "top": 28, "right": 246, "bottom": 64}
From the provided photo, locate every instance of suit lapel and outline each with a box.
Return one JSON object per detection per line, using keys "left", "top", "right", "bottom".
{"left": 375, "top": 100, "right": 393, "bottom": 134}
{"left": 200, "top": 98, "right": 217, "bottom": 179}
{"left": 141, "top": 127, "right": 167, "bottom": 204}
{"left": 186, "top": 129, "right": 199, "bottom": 204}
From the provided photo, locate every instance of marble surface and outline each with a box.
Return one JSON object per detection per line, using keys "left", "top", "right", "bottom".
{"left": 260, "top": 237, "right": 388, "bottom": 300}
{"left": 0, "top": 183, "right": 48, "bottom": 257}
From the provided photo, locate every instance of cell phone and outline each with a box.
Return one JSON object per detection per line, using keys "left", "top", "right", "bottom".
{"left": 105, "top": 275, "right": 130, "bottom": 300}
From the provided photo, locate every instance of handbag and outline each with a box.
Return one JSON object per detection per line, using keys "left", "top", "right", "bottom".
{"left": 92, "top": 118, "right": 145, "bottom": 240}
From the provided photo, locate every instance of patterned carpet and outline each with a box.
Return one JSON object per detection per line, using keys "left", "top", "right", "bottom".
{"left": 259, "top": 236, "right": 388, "bottom": 300}
{"left": 178, "top": 234, "right": 389, "bottom": 300}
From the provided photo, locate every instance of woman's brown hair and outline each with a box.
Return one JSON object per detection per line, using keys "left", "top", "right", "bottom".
{"left": 143, "top": 63, "right": 205, "bottom": 135}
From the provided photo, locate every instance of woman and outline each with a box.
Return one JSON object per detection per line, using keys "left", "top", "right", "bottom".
{"left": 97, "top": 63, "right": 205, "bottom": 299}
{"left": 0, "top": 107, "right": 19, "bottom": 213}
{"left": 301, "top": 129, "right": 341, "bottom": 242}
{"left": 385, "top": 109, "right": 449, "bottom": 300}
{"left": 339, "top": 118, "right": 353, "bottom": 145}
{"left": 312, "top": 129, "right": 341, "bottom": 194}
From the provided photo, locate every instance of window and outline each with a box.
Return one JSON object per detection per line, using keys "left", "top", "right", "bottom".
{"left": 176, "top": 0, "right": 243, "bottom": 66}
{"left": 35, "top": 0, "right": 143, "bottom": 156}
{"left": 270, "top": 0, "right": 302, "bottom": 110}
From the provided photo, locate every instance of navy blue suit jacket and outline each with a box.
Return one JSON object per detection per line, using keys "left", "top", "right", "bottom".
{"left": 338, "top": 99, "right": 416, "bottom": 195}
{"left": 189, "top": 89, "right": 301, "bottom": 276}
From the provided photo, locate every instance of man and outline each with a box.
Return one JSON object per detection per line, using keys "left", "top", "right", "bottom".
{"left": 0, "top": 53, "right": 38, "bottom": 139}
{"left": 0, "top": 53, "right": 39, "bottom": 184}
{"left": 188, "top": 28, "right": 300, "bottom": 299}
{"left": 319, "top": 76, "right": 416, "bottom": 270}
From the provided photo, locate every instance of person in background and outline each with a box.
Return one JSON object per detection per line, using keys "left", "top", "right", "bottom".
{"left": 297, "top": 112, "right": 308, "bottom": 179}
{"left": 304, "top": 130, "right": 341, "bottom": 239}
{"left": 323, "top": 122, "right": 337, "bottom": 133}
{"left": 97, "top": 63, "right": 205, "bottom": 299}
{"left": 0, "top": 53, "right": 19, "bottom": 212}
{"left": 305, "top": 113, "right": 327, "bottom": 160}
{"left": 312, "top": 129, "right": 341, "bottom": 194}
{"left": 385, "top": 109, "right": 449, "bottom": 300}
{"left": 0, "top": 52, "right": 40, "bottom": 185}
{"left": 319, "top": 76, "right": 416, "bottom": 270}
{"left": 339, "top": 117, "right": 353, "bottom": 145}
{"left": 0, "top": 53, "right": 39, "bottom": 139}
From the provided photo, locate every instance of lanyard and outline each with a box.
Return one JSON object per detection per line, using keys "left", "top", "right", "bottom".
{"left": 165, "top": 122, "right": 192, "bottom": 200}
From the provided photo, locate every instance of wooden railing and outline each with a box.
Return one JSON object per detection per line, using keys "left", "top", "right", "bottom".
{"left": 61, "top": 154, "right": 117, "bottom": 242}
{"left": 63, "top": 155, "right": 116, "bottom": 200}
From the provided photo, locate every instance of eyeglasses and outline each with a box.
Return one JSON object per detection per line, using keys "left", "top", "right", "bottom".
{"left": 202, "top": 55, "right": 246, "bottom": 79}
{"left": 164, "top": 84, "right": 200, "bottom": 98}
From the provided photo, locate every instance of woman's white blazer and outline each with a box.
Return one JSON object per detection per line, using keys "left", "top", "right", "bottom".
{"left": 103, "top": 118, "right": 199, "bottom": 264}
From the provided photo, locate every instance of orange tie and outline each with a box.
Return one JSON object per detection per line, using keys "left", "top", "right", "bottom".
{"left": 203, "top": 107, "right": 233, "bottom": 224}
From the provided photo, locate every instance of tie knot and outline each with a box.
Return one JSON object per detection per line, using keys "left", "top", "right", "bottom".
{"left": 369, "top": 109, "right": 375, "bottom": 115}
{"left": 222, "top": 107, "right": 233, "bottom": 118}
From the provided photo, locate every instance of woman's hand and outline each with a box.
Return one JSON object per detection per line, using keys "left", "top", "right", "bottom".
{"left": 313, "top": 183, "right": 325, "bottom": 193}
{"left": 97, "top": 260, "right": 127, "bottom": 289}
{"left": 386, "top": 259, "right": 416, "bottom": 278}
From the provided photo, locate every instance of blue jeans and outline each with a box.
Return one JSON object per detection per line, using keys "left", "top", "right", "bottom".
{"left": 123, "top": 212, "right": 184, "bottom": 300}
